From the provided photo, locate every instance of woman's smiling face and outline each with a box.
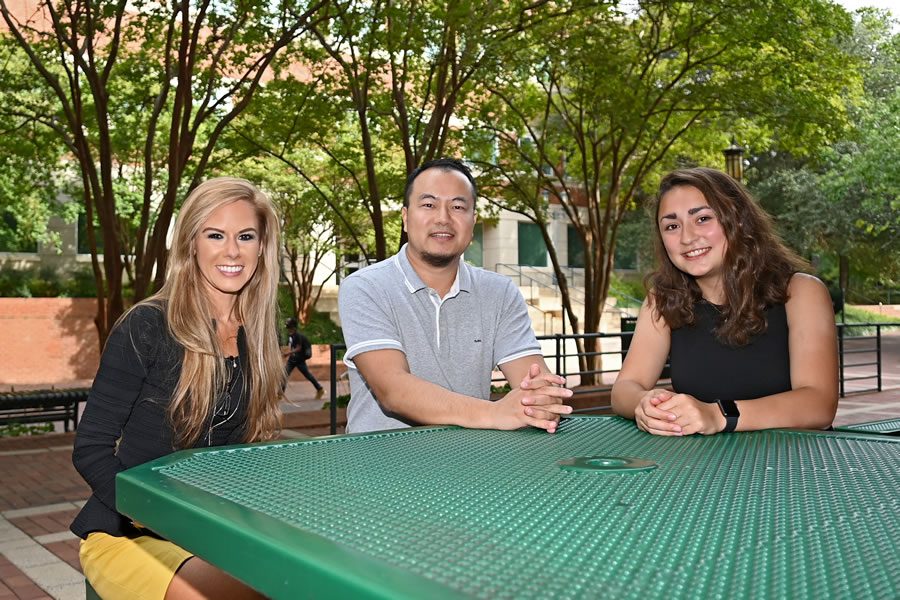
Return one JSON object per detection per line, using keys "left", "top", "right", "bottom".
{"left": 194, "top": 199, "right": 261, "bottom": 301}
{"left": 657, "top": 184, "right": 728, "bottom": 289}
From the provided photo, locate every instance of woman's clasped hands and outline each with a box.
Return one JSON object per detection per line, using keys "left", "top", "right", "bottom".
{"left": 634, "top": 389, "right": 725, "bottom": 436}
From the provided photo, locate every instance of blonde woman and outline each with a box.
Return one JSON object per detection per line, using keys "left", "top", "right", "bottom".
{"left": 71, "top": 178, "right": 284, "bottom": 599}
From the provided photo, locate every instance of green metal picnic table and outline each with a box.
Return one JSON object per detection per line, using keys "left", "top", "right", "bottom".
{"left": 835, "top": 417, "right": 900, "bottom": 436}
{"left": 116, "top": 416, "right": 899, "bottom": 599}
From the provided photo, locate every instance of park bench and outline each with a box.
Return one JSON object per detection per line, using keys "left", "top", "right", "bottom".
{"left": 0, "top": 388, "right": 90, "bottom": 432}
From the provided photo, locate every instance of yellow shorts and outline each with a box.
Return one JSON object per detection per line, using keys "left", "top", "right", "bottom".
{"left": 80, "top": 531, "right": 194, "bottom": 600}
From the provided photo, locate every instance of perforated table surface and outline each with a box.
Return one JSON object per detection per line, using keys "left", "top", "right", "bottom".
{"left": 836, "top": 417, "right": 900, "bottom": 436}
{"left": 117, "top": 416, "right": 900, "bottom": 599}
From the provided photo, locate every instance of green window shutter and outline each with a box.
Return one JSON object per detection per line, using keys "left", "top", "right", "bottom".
{"left": 567, "top": 225, "right": 584, "bottom": 268}
{"left": 464, "top": 223, "right": 483, "bottom": 267}
{"left": 518, "top": 222, "right": 547, "bottom": 267}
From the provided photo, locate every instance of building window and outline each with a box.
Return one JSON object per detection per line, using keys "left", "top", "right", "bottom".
{"left": 567, "top": 225, "right": 585, "bottom": 268}
{"left": 77, "top": 213, "right": 103, "bottom": 254}
{"left": 465, "top": 223, "right": 483, "bottom": 267}
{"left": 518, "top": 222, "right": 547, "bottom": 267}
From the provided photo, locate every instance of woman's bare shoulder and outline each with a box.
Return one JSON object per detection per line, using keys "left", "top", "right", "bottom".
{"left": 787, "top": 273, "right": 828, "bottom": 299}
{"left": 785, "top": 273, "right": 833, "bottom": 319}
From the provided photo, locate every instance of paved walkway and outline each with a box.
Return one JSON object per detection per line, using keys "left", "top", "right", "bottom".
{"left": 2, "top": 341, "right": 898, "bottom": 599}
{"left": 0, "top": 379, "right": 335, "bottom": 600}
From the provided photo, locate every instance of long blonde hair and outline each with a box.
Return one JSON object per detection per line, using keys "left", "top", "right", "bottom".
{"left": 146, "top": 177, "right": 284, "bottom": 447}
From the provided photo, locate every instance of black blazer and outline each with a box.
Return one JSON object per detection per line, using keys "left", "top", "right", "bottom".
{"left": 70, "top": 303, "right": 250, "bottom": 539}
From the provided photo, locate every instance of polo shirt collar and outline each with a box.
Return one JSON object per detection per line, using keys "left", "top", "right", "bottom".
{"left": 394, "top": 244, "right": 472, "bottom": 295}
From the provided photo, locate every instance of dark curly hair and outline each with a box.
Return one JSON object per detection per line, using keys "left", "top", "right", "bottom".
{"left": 645, "top": 167, "right": 808, "bottom": 346}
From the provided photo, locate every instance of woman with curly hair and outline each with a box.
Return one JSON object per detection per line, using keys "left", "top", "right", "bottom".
{"left": 71, "top": 178, "right": 283, "bottom": 599}
{"left": 612, "top": 167, "right": 838, "bottom": 435}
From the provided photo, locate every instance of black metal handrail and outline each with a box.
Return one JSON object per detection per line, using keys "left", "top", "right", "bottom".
{"left": 836, "top": 322, "right": 896, "bottom": 397}
{"left": 326, "top": 322, "right": 898, "bottom": 432}
{"left": 495, "top": 263, "right": 586, "bottom": 305}
{"left": 328, "top": 344, "right": 345, "bottom": 435}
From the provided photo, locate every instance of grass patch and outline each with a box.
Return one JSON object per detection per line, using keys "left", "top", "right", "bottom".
{"left": 839, "top": 306, "right": 900, "bottom": 335}
{"left": 842, "top": 305, "right": 900, "bottom": 324}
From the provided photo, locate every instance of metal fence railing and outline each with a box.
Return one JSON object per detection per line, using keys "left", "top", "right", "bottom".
{"left": 836, "top": 323, "right": 897, "bottom": 397}
{"left": 326, "top": 322, "right": 898, "bottom": 433}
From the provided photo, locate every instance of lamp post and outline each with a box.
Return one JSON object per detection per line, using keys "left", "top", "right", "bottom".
{"left": 723, "top": 136, "right": 744, "bottom": 182}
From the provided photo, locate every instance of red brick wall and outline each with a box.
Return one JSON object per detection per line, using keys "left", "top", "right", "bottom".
{"left": 0, "top": 298, "right": 100, "bottom": 387}
{"left": 0, "top": 299, "right": 347, "bottom": 388}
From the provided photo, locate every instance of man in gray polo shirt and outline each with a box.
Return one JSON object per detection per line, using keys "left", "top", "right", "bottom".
{"left": 339, "top": 158, "right": 572, "bottom": 433}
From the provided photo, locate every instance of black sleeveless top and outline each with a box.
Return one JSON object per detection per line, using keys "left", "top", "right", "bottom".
{"left": 669, "top": 301, "right": 791, "bottom": 403}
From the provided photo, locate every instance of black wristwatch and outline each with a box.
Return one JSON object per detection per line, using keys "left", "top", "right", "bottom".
{"left": 716, "top": 399, "right": 740, "bottom": 433}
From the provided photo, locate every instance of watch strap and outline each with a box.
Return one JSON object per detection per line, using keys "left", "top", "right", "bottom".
{"left": 716, "top": 399, "right": 739, "bottom": 433}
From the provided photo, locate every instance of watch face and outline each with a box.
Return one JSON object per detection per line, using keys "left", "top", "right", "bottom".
{"left": 718, "top": 399, "right": 739, "bottom": 417}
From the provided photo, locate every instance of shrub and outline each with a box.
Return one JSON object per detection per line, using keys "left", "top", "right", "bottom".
{"left": 321, "top": 394, "right": 351, "bottom": 410}
{"left": 609, "top": 272, "right": 646, "bottom": 307}
{"left": 0, "top": 264, "right": 97, "bottom": 297}
{"left": 0, "top": 422, "right": 54, "bottom": 437}
{"left": 303, "top": 310, "right": 344, "bottom": 345}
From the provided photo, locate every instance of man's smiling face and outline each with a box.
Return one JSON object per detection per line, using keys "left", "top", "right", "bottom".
{"left": 402, "top": 168, "right": 476, "bottom": 268}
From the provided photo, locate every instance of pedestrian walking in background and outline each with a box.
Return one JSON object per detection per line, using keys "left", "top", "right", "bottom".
{"left": 284, "top": 317, "right": 324, "bottom": 398}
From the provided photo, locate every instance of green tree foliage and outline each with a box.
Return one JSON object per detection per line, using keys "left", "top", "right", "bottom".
{"left": 0, "top": 0, "right": 325, "bottom": 345}
{"left": 748, "top": 8, "right": 899, "bottom": 300}
{"left": 472, "top": 0, "right": 856, "bottom": 378}
{"left": 0, "top": 39, "right": 69, "bottom": 252}
{"left": 273, "top": 0, "right": 589, "bottom": 260}
{"left": 227, "top": 74, "right": 405, "bottom": 265}
{"left": 230, "top": 156, "right": 341, "bottom": 324}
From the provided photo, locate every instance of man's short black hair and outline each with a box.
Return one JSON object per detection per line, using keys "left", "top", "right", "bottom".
{"left": 285, "top": 317, "right": 298, "bottom": 329}
{"left": 403, "top": 158, "right": 477, "bottom": 208}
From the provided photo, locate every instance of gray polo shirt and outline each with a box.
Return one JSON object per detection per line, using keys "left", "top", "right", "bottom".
{"left": 339, "top": 245, "right": 541, "bottom": 433}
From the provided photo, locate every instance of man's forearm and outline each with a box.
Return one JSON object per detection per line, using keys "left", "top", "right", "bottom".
{"left": 371, "top": 371, "right": 496, "bottom": 429}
